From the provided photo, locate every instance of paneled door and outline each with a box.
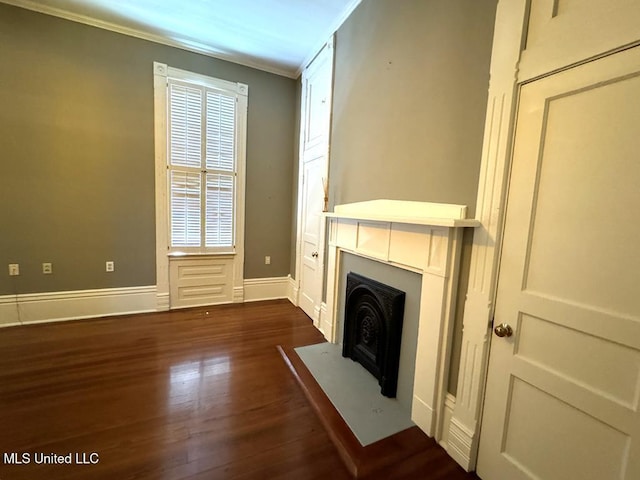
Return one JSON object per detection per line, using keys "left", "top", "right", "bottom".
{"left": 297, "top": 39, "right": 333, "bottom": 324}
{"left": 299, "top": 155, "right": 324, "bottom": 320}
{"left": 477, "top": 46, "right": 640, "bottom": 480}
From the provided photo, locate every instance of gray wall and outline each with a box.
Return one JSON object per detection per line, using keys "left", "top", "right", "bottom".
{"left": 329, "top": 0, "right": 496, "bottom": 215}
{"left": 0, "top": 4, "right": 296, "bottom": 295}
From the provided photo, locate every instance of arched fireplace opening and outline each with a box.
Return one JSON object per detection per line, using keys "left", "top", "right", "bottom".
{"left": 342, "top": 272, "right": 406, "bottom": 397}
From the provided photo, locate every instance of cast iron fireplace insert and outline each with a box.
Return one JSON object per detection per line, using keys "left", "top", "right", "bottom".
{"left": 342, "top": 272, "right": 406, "bottom": 397}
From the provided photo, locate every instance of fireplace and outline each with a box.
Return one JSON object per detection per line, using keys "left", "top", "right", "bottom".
{"left": 342, "top": 272, "right": 406, "bottom": 398}
{"left": 323, "top": 200, "right": 478, "bottom": 438}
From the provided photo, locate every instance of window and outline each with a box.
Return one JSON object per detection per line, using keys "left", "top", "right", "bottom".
{"left": 154, "top": 63, "right": 247, "bottom": 308}
{"left": 162, "top": 67, "right": 248, "bottom": 254}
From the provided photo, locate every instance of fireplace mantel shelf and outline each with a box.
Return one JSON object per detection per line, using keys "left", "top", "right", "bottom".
{"left": 324, "top": 212, "right": 479, "bottom": 228}
{"left": 324, "top": 200, "right": 480, "bottom": 228}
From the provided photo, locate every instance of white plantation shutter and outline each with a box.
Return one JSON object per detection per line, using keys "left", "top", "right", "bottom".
{"left": 206, "top": 91, "right": 235, "bottom": 171}
{"left": 169, "top": 84, "right": 202, "bottom": 168}
{"left": 204, "top": 90, "right": 236, "bottom": 248}
{"left": 167, "top": 77, "right": 240, "bottom": 252}
{"left": 170, "top": 170, "right": 201, "bottom": 247}
{"left": 206, "top": 173, "right": 234, "bottom": 247}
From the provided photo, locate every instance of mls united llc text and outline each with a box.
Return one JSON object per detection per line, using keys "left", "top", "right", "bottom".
{"left": 3, "top": 452, "right": 100, "bottom": 465}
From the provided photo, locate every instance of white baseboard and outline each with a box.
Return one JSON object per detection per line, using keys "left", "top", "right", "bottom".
{"left": 411, "top": 392, "right": 458, "bottom": 460}
{"left": 405, "top": 392, "right": 472, "bottom": 470}
{"left": 0, "top": 278, "right": 293, "bottom": 328}
{"left": 439, "top": 393, "right": 456, "bottom": 450}
{"left": 318, "top": 302, "right": 330, "bottom": 339}
{"left": 156, "top": 292, "right": 170, "bottom": 311}
{"left": 243, "top": 277, "right": 289, "bottom": 302}
{"left": 233, "top": 286, "right": 245, "bottom": 303}
{"left": 0, "top": 286, "right": 157, "bottom": 327}
{"left": 0, "top": 295, "right": 21, "bottom": 326}
{"left": 411, "top": 395, "right": 435, "bottom": 437}
{"left": 287, "top": 275, "right": 299, "bottom": 305}
{"left": 447, "top": 414, "right": 476, "bottom": 471}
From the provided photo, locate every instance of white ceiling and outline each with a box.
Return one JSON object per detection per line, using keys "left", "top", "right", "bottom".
{"left": 3, "top": 0, "right": 361, "bottom": 78}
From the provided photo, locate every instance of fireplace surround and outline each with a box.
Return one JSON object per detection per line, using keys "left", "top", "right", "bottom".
{"left": 323, "top": 200, "right": 478, "bottom": 440}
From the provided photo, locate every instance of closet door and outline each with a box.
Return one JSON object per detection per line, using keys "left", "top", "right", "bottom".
{"left": 297, "top": 39, "right": 333, "bottom": 327}
{"left": 477, "top": 46, "right": 640, "bottom": 480}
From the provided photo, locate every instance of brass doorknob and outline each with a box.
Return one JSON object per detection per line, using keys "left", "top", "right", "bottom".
{"left": 494, "top": 323, "right": 513, "bottom": 338}
{"left": 311, "top": 252, "right": 319, "bottom": 258}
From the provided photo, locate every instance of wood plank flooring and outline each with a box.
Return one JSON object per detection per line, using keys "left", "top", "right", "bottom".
{"left": 0, "top": 300, "right": 480, "bottom": 479}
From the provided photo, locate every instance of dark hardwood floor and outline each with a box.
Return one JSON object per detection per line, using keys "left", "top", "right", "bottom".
{"left": 0, "top": 300, "right": 479, "bottom": 479}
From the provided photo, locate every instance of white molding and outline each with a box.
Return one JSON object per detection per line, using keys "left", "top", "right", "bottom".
{"left": 156, "top": 292, "right": 170, "bottom": 311}
{"left": 243, "top": 277, "right": 289, "bottom": 302}
{"left": 318, "top": 302, "right": 330, "bottom": 337}
{"left": 411, "top": 396, "right": 435, "bottom": 437}
{"left": 0, "top": 286, "right": 157, "bottom": 327}
{"left": 287, "top": 275, "right": 299, "bottom": 305}
{"left": 162, "top": 65, "right": 248, "bottom": 95}
{"left": 233, "top": 286, "right": 244, "bottom": 303}
{"left": 296, "top": 0, "right": 361, "bottom": 75}
{"left": 0, "top": 295, "right": 20, "bottom": 326}
{"left": 449, "top": 0, "right": 529, "bottom": 472}
{"left": 233, "top": 90, "right": 248, "bottom": 306}
{"left": 439, "top": 394, "right": 456, "bottom": 451}
{"left": 447, "top": 416, "right": 475, "bottom": 469}
{"left": 313, "top": 304, "right": 322, "bottom": 330}
{"left": 2, "top": 0, "right": 297, "bottom": 78}
{"left": 153, "top": 62, "right": 171, "bottom": 312}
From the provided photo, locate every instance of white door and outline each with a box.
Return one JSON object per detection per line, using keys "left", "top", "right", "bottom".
{"left": 299, "top": 156, "right": 324, "bottom": 318}
{"left": 297, "top": 40, "right": 333, "bottom": 322}
{"left": 477, "top": 46, "right": 640, "bottom": 480}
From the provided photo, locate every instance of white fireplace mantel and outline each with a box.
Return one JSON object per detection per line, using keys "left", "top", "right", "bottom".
{"left": 323, "top": 200, "right": 479, "bottom": 441}
{"left": 326, "top": 199, "right": 479, "bottom": 227}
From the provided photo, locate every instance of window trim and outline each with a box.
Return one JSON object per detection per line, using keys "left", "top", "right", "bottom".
{"left": 153, "top": 62, "right": 248, "bottom": 308}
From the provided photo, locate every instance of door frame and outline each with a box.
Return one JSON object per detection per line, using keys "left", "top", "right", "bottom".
{"left": 444, "top": 2, "right": 529, "bottom": 467}
{"left": 448, "top": 0, "right": 640, "bottom": 472}
{"left": 293, "top": 37, "right": 334, "bottom": 329}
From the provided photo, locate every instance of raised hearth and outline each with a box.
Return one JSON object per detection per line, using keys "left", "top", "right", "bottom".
{"left": 279, "top": 344, "right": 443, "bottom": 478}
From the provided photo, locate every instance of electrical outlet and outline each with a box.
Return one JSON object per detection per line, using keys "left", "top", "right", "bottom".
{"left": 42, "top": 263, "right": 53, "bottom": 274}
{"left": 265, "top": 256, "right": 271, "bottom": 265}
{"left": 8, "top": 264, "right": 19, "bottom": 276}
{"left": 106, "top": 261, "right": 114, "bottom": 272}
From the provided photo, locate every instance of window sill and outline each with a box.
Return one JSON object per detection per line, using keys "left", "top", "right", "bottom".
{"left": 168, "top": 252, "right": 236, "bottom": 258}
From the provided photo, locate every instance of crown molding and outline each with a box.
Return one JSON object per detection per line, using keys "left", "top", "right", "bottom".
{"left": 1, "top": 0, "right": 298, "bottom": 79}
{"left": 296, "top": 0, "right": 362, "bottom": 77}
